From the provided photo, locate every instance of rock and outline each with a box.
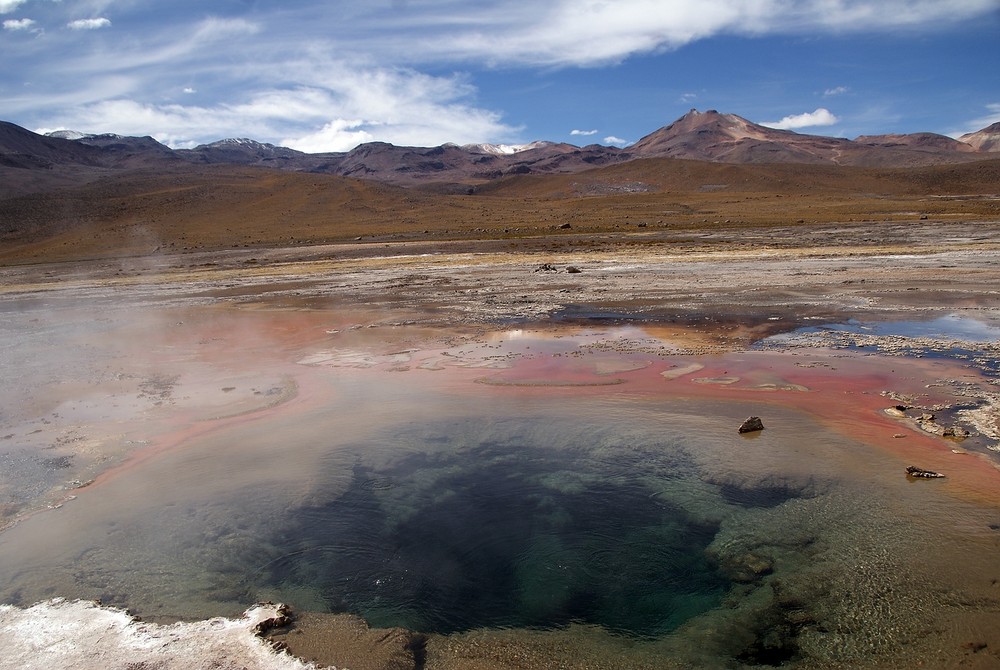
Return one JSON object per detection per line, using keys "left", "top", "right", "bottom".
{"left": 558, "top": 222, "right": 572, "bottom": 229}
{"left": 942, "top": 426, "right": 971, "bottom": 439}
{"left": 534, "top": 263, "right": 558, "bottom": 272}
{"left": 565, "top": 266, "right": 582, "bottom": 273}
{"left": 905, "top": 465, "right": 945, "bottom": 478}
{"left": 738, "top": 416, "right": 765, "bottom": 433}
{"left": 721, "top": 551, "right": 774, "bottom": 583}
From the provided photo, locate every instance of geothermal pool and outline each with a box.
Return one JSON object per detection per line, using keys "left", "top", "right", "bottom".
{"left": 1, "top": 291, "right": 999, "bottom": 668}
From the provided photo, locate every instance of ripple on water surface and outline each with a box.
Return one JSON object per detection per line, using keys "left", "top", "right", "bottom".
{"left": 253, "top": 429, "right": 732, "bottom": 637}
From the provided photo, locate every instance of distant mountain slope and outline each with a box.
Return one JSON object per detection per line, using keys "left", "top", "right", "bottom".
{"left": 0, "top": 121, "right": 105, "bottom": 169}
{"left": 180, "top": 138, "right": 309, "bottom": 166}
{"left": 1, "top": 110, "right": 997, "bottom": 198}
{"left": 628, "top": 110, "right": 986, "bottom": 167}
{"left": 960, "top": 122, "right": 1000, "bottom": 152}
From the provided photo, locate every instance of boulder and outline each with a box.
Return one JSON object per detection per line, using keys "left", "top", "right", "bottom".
{"left": 905, "top": 465, "right": 945, "bottom": 478}
{"left": 739, "top": 416, "right": 765, "bottom": 433}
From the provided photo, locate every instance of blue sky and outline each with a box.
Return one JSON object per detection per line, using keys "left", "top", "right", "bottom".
{"left": 2, "top": 1, "right": 998, "bottom": 151}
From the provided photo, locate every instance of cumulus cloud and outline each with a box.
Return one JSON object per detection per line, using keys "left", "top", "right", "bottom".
{"left": 282, "top": 119, "right": 376, "bottom": 153}
{"left": 761, "top": 108, "right": 839, "bottom": 130}
{"left": 824, "top": 86, "right": 849, "bottom": 97}
{"left": 275, "top": 65, "right": 520, "bottom": 152}
{"left": 0, "top": 0, "right": 29, "bottom": 13}
{"left": 25, "top": 63, "right": 521, "bottom": 152}
{"left": 67, "top": 17, "right": 111, "bottom": 30}
{"left": 570, "top": 129, "right": 598, "bottom": 136}
{"left": 3, "top": 17, "right": 34, "bottom": 30}
{"left": 603, "top": 135, "right": 630, "bottom": 147}
{"left": 183, "top": 87, "right": 196, "bottom": 94}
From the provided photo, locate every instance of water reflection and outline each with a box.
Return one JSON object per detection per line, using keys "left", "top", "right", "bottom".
{"left": 801, "top": 314, "right": 1000, "bottom": 342}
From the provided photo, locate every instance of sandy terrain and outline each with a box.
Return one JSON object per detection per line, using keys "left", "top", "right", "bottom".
{"left": 2, "top": 218, "right": 1000, "bottom": 669}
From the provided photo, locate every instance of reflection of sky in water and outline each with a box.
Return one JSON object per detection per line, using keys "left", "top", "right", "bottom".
{"left": 792, "top": 314, "right": 1000, "bottom": 343}
{"left": 757, "top": 314, "right": 1000, "bottom": 379}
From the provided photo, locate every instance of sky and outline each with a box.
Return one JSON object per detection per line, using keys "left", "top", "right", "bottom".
{"left": 2, "top": 0, "right": 999, "bottom": 153}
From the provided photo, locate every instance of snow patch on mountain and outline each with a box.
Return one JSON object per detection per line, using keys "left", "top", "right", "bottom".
{"left": 461, "top": 140, "right": 554, "bottom": 155}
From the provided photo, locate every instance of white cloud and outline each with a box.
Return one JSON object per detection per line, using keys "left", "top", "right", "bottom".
{"left": 183, "top": 87, "right": 196, "bottom": 94}
{"left": 7, "top": 1, "right": 995, "bottom": 151}
{"left": 570, "top": 129, "right": 598, "bottom": 136}
{"left": 679, "top": 92, "right": 698, "bottom": 103}
{"left": 956, "top": 103, "right": 1000, "bottom": 136}
{"left": 67, "top": 17, "right": 111, "bottom": 30}
{"left": 604, "top": 135, "right": 630, "bottom": 147}
{"left": 0, "top": 0, "right": 29, "bottom": 13}
{"left": 26, "top": 63, "right": 521, "bottom": 152}
{"left": 3, "top": 17, "right": 34, "bottom": 30}
{"left": 393, "top": 1, "right": 1000, "bottom": 67}
{"left": 824, "top": 86, "right": 849, "bottom": 96}
{"left": 761, "top": 108, "right": 839, "bottom": 130}
{"left": 282, "top": 119, "right": 376, "bottom": 153}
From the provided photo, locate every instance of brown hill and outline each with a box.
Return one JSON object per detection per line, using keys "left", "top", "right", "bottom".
{"left": 855, "top": 132, "right": 975, "bottom": 154}
{"left": 3, "top": 155, "right": 999, "bottom": 265}
{"left": 0, "top": 109, "right": 991, "bottom": 197}
{"left": 629, "top": 110, "right": 985, "bottom": 167}
{"left": 960, "top": 122, "right": 1000, "bottom": 152}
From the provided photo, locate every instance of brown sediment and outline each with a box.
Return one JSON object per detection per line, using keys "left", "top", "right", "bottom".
{"left": 460, "top": 344, "right": 1000, "bottom": 505}
{"left": 3, "top": 224, "right": 1000, "bottom": 668}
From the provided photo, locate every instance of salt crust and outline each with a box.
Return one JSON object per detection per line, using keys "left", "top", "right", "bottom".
{"left": 0, "top": 599, "right": 316, "bottom": 670}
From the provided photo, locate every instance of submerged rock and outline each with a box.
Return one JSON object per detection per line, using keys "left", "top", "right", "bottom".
{"left": 720, "top": 551, "right": 775, "bottom": 583}
{"left": 905, "top": 466, "right": 945, "bottom": 479}
{"left": 738, "top": 416, "right": 765, "bottom": 433}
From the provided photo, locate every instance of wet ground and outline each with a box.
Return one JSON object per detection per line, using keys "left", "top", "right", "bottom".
{"left": 1, "top": 230, "right": 1000, "bottom": 669}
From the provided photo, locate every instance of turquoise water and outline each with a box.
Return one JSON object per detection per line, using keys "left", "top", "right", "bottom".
{"left": 251, "top": 420, "right": 735, "bottom": 636}
{"left": 0, "top": 298, "right": 997, "bottom": 667}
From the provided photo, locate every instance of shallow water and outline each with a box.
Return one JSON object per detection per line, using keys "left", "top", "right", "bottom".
{"left": 801, "top": 314, "right": 1000, "bottom": 343}
{"left": 1, "top": 295, "right": 1000, "bottom": 668}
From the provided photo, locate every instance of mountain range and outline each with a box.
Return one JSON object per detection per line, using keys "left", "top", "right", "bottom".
{"left": 3, "top": 109, "right": 999, "bottom": 198}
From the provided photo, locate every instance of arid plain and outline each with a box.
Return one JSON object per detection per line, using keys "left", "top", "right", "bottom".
{"left": 3, "top": 128, "right": 1000, "bottom": 668}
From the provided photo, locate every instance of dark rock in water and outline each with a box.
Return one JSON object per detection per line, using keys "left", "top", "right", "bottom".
{"left": 738, "top": 416, "right": 765, "bottom": 433}
{"left": 905, "top": 465, "right": 945, "bottom": 478}
{"left": 720, "top": 551, "right": 774, "bottom": 583}
{"left": 252, "top": 602, "right": 294, "bottom": 636}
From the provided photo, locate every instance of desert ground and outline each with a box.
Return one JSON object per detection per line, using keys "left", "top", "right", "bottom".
{"left": 2, "top": 158, "right": 1000, "bottom": 668}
